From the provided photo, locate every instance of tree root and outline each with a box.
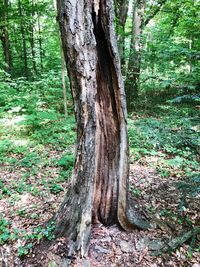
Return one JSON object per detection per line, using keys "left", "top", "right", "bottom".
{"left": 149, "top": 227, "right": 200, "bottom": 256}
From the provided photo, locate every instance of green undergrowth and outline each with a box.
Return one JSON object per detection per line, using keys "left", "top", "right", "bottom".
{"left": 0, "top": 74, "right": 75, "bottom": 255}
{"left": 128, "top": 101, "right": 199, "bottom": 180}
{"left": 0, "top": 75, "right": 199, "bottom": 255}
{"left": 128, "top": 98, "right": 200, "bottom": 252}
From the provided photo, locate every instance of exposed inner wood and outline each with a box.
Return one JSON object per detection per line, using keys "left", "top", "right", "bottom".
{"left": 53, "top": 0, "right": 150, "bottom": 261}
{"left": 92, "top": 7, "right": 121, "bottom": 225}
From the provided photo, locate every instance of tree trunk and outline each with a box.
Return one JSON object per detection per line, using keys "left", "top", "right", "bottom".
{"left": 61, "top": 48, "right": 68, "bottom": 118}
{"left": 125, "top": 0, "right": 145, "bottom": 108}
{"left": 18, "top": 0, "right": 29, "bottom": 79}
{"left": 55, "top": 0, "right": 149, "bottom": 259}
{"left": 114, "top": 0, "right": 129, "bottom": 69}
{"left": 29, "top": 0, "right": 37, "bottom": 77}
{"left": 0, "top": 0, "right": 12, "bottom": 74}
{"left": 36, "top": 1, "right": 43, "bottom": 72}
{"left": 125, "top": 0, "right": 168, "bottom": 109}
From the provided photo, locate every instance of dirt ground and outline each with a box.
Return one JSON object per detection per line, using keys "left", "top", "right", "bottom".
{"left": 1, "top": 157, "right": 200, "bottom": 267}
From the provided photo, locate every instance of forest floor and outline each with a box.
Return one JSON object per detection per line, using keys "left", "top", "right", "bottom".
{"left": 0, "top": 84, "right": 200, "bottom": 266}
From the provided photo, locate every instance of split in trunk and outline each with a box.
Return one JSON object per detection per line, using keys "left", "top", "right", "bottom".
{"left": 54, "top": 0, "right": 150, "bottom": 259}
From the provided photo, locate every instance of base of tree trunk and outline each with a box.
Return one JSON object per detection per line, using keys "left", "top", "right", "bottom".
{"left": 52, "top": 0, "right": 150, "bottom": 262}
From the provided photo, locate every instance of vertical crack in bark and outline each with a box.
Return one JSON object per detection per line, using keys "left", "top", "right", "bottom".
{"left": 53, "top": 1, "right": 150, "bottom": 262}
{"left": 92, "top": 3, "right": 121, "bottom": 225}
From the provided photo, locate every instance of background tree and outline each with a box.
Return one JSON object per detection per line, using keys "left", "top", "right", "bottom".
{"left": 114, "top": 0, "right": 129, "bottom": 68}
{"left": 125, "top": 0, "right": 168, "bottom": 109}
{"left": 0, "top": 0, "right": 12, "bottom": 74}
{"left": 126, "top": 0, "right": 145, "bottom": 107}
{"left": 141, "top": 0, "right": 200, "bottom": 96}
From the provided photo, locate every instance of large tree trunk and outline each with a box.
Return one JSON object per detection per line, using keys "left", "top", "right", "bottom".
{"left": 125, "top": 0, "right": 145, "bottom": 108}
{"left": 55, "top": 0, "right": 149, "bottom": 259}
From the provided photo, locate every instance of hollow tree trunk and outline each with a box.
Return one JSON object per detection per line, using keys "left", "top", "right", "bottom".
{"left": 55, "top": 0, "right": 149, "bottom": 259}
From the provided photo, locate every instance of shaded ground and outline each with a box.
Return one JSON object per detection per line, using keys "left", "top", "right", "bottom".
{"left": 1, "top": 160, "right": 200, "bottom": 266}
{"left": 0, "top": 85, "right": 199, "bottom": 266}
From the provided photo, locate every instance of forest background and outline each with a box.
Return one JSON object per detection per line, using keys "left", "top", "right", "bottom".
{"left": 0, "top": 0, "right": 200, "bottom": 266}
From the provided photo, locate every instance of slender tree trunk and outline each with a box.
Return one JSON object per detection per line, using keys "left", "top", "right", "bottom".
{"left": 125, "top": 0, "right": 145, "bottom": 108}
{"left": 0, "top": 0, "right": 12, "bottom": 74}
{"left": 18, "top": 0, "right": 28, "bottom": 79}
{"left": 61, "top": 48, "right": 68, "bottom": 118}
{"left": 114, "top": 0, "right": 129, "bottom": 69}
{"left": 54, "top": 0, "right": 149, "bottom": 260}
{"left": 36, "top": 1, "right": 43, "bottom": 72}
{"left": 189, "top": 36, "right": 193, "bottom": 74}
{"left": 29, "top": 0, "right": 37, "bottom": 77}
{"left": 125, "top": 0, "right": 168, "bottom": 109}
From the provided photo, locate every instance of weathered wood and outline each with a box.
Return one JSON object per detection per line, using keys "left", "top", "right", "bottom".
{"left": 54, "top": 0, "right": 149, "bottom": 259}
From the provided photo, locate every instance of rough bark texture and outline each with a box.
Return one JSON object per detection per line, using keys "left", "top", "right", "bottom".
{"left": 61, "top": 48, "right": 68, "bottom": 118}
{"left": 55, "top": 0, "right": 149, "bottom": 259}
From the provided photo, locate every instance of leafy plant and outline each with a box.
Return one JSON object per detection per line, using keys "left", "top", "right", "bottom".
{"left": 49, "top": 183, "right": 64, "bottom": 194}
{"left": 57, "top": 154, "right": 74, "bottom": 170}
{"left": 0, "top": 218, "right": 10, "bottom": 245}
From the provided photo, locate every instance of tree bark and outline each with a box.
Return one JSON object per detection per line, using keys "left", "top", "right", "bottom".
{"left": 55, "top": 0, "right": 149, "bottom": 259}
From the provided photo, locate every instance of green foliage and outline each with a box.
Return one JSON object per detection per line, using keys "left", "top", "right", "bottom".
{"left": 57, "top": 154, "right": 74, "bottom": 170}
{"left": 176, "top": 176, "right": 200, "bottom": 198}
{"left": 0, "top": 218, "right": 10, "bottom": 245}
{"left": 128, "top": 102, "right": 199, "bottom": 181}
{"left": 20, "top": 153, "right": 40, "bottom": 168}
{"left": 0, "top": 216, "right": 55, "bottom": 257}
{"left": 49, "top": 183, "right": 64, "bottom": 194}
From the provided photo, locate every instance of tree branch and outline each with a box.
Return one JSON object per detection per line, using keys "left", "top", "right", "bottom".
{"left": 144, "top": 0, "right": 168, "bottom": 26}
